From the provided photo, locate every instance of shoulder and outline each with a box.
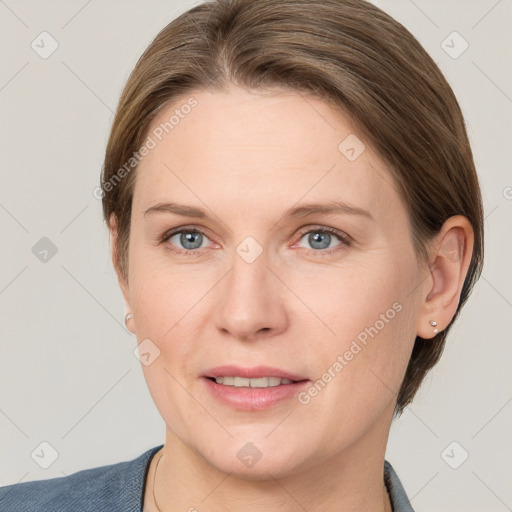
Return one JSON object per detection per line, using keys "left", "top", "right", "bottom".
{"left": 0, "top": 444, "right": 163, "bottom": 512}
{"left": 384, "top": 459, "right": 415, "bottom": 512}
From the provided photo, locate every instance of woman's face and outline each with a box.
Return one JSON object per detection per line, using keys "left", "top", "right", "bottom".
{"left": 117, "top": 85, "right": 426, "bottom": 478}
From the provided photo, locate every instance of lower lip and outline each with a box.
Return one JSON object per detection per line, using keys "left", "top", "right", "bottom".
{"left": 202, "top": 377, "right": 310, "bottom": 411}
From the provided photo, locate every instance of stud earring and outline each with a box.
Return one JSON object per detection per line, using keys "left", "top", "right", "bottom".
{"left": 125, "top": 313, "right": 133, "bottom": 329}
{"left": 429, "top": 320, "right": 438, "bottom": 334}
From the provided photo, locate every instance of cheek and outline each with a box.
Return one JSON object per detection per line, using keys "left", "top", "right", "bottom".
{"left": 288, "top": 298, "right": 414, "bottom": 462}
{"left": 130, "top": 260, "right": 205, "bottom": 433}
{"left": 289, "top": 255, "right": 407, "bottom": 339}
{"left": 128, "top": 252, "right": 219, "bottom": 416}
{"left": 128, "top": 243, "right": 212, "bottom": 336}
{"left": 295, "top": 254, "right": 417, "bottom": 401}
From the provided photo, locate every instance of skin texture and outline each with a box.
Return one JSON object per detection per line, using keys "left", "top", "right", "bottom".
{"left": 111, "top": 84, "right": 474, "bottom": 512}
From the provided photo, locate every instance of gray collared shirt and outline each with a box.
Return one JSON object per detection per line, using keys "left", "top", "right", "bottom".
{"left": 385, "top": 459, "right": 415, "bottom": 511}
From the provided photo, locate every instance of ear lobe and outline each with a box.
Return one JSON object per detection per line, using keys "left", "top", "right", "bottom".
{"left": 416, "top": 216, "right": 474, "bottom": 339}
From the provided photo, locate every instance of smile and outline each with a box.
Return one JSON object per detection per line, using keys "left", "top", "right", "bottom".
{"left": 211, "top": 376, "right": 295, "bottom": 387}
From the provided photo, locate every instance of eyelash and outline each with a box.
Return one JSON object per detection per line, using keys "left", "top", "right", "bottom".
{"left": 158, "top": 225, "right": 352, "bottom": 257}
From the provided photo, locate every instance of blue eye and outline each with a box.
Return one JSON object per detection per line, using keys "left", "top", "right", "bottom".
{"left": 164, "top": 229, "right": 210, "bottom": 254}
{"left": 295, "top": 227, "right": 351, "bottom": 255}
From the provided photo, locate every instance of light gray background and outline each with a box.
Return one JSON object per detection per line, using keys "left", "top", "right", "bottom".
{"left": 0, "top": 1, "right": 510, "bottom": 510}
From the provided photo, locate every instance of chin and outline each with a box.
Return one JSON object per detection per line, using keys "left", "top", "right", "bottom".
{"left": 193, "top": 433, "right": 317, "bottom": 481}
{"left": 210, "top": 454, "right": 299, "bottom": 481}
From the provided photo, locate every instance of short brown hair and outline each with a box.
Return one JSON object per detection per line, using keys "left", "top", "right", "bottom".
{"left": 101, "top": 0, "right": 484, "bottom": 417}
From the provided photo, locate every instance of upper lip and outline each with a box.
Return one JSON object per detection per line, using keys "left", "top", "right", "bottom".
{"left": 203, "top": 365, "right": 308, "bottom": 381}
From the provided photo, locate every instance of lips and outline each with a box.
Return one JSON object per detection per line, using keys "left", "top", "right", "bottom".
{"left": 202, "top": 365, "right": 308, "bottom": 382}
{"left": 202, "top": 369, "right": 311, "bottom": 411}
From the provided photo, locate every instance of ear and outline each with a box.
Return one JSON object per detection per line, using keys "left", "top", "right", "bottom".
{"left": 109, "top": 213, "right": 134, "bottom": 333}
{"left": 415, "top": 215, "right": 474, "bottom": 339}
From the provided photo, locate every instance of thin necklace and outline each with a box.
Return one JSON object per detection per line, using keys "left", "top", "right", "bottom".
{"left": 152, "top": 450, "right": 165, "bottom": 512}
{"left": 151, "top": 449, "right": 393, "bottom": 512}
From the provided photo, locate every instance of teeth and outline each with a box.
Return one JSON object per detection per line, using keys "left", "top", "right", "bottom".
{"left": 214, "top": 376, "right": 294, "bottom": 387}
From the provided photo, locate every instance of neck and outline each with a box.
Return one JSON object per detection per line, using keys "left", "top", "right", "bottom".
{"left": 146, "top": 409, "right": 395, "bottom": 512}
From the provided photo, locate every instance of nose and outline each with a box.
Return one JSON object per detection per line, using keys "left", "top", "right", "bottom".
{"left": 214, "top": 245, "right": 289, "bottom": 342}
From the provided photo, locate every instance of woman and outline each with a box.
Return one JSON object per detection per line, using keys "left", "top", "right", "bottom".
{"left": 0, "top": 0, "right": 483, "bottom": 510}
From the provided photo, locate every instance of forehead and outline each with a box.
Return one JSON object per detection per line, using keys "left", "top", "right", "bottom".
{"left": 133, "top": 86, "right": 401, "bottom": 221}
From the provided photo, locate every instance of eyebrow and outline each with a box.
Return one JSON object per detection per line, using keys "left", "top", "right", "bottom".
{"left": 144, "top": 200, "right": 373, "bottom": 221}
